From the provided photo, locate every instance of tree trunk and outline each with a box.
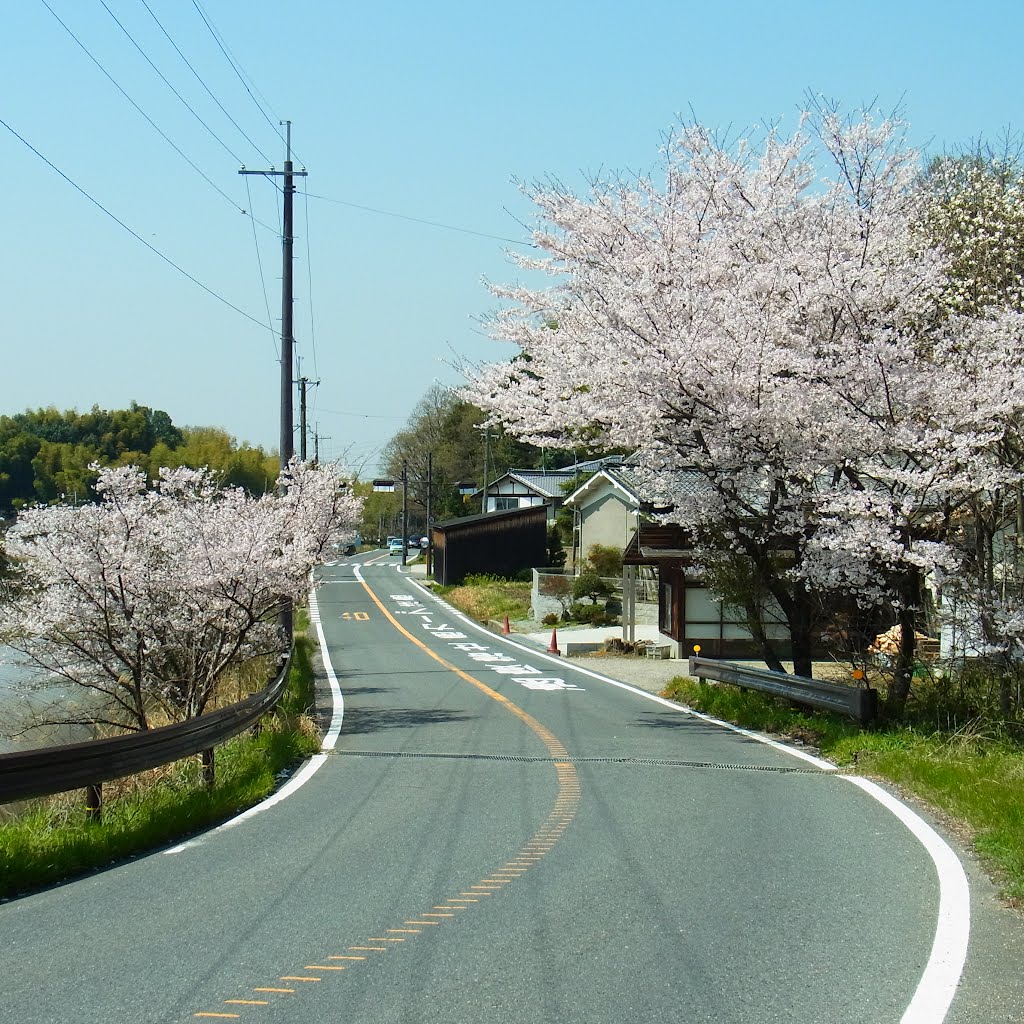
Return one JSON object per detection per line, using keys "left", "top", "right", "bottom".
{"left": 787, "top": 597, "right": 816, "bottom": 679}
{"left": 742, "top": 597, "right": 787, "bottom": 674}
{"left": 886, "top": 574, "right": 920, "bottom": 718}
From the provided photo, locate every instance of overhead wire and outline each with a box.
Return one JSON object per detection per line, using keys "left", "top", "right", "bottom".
{"left": 98, "top": 0, "right": 246, "bottom": 165}
{"left": 137, "top": 0, "right": 275, "bottom": 165}
{"left": 301, "top": 190, "right": 532, "bottom": 246}
{"left": 315, "top": 406, "right": 408, "bottom": 420}
{"left": 38, "top": 0, "right": 277, "bottom": 236}
{"left": 302, "top": 187, "right": 320, "bottom": 385}
{"left": 190, "top": 0, "right": 305, "bottom": 165}
{"left": 0, "top": 114, "right": 271, "bottom": 331}
{"left": 244, "top": 174, "right": 280, "bottom": 358}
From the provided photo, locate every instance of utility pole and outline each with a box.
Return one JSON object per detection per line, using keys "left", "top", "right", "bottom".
{"left": 401, "top": 461, "right": 409, "bottom": 568}
{"left": 297, "top": 376, "right": 318, "bottom": 461}
{"left": 313, "top": 425, "right": 330, "bottom": 465}
{"left": 241, "top": 122, "right": 307, "bottom": 643}
{"left": 240, "top": 121, "right": 307, "bottom": 470}
{"left": 425, "top": 451, "right": 433, "bottom": 577}
{"left": 481, "top": 429, "right": 490, "bottom": 514}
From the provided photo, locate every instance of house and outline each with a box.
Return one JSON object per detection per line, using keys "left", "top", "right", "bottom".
{"left": 563, "top": 468, "right": 794, "bottom": 658}
{"left": 562, "top": 464, "right": 651, "bottom": 559}
{"left": 622, "top": 523, "right": 790, "bottom": 659}
{"left": 473, "top": 457, "right": 626, "bottom": 522}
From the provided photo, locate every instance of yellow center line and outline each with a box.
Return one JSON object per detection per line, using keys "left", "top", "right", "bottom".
{"left": 280, "top": 976, "right": 320, "bottom": 982}
{"left": 405, "top": 919, "right": 441, "bottom": 925}
{"left": 357, "top": 578, "right": 569, "bottom": 759}
{"left": 194, "top": 1014, "right": 240, "bottom": 1019}
{"left": 369, "top": 937, "right": 405, "bottom": 942}
{"left": 328, "top": 955, "right": 366, "bottom": 960}
{"left": 349, "top": 945, "right": 388, "bottom": 950}
{"left": 306, "top": 965, "right": 347, "bottom": 971}
{"left": 421, "top": 912, "right": 455, "bottom": 917}
{"left": 254, "top": 988, "right": 295, "bottom": 993}
{"left": 224, "top": 1000, "right": 269, "bottom": 1005}
{"left": 389, "top": 928, "right": 421, "bottom": 933}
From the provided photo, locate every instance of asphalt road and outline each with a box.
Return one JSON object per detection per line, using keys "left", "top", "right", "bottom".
{"left": 2, "top": 551, "right": 1022, "bottom": 1022}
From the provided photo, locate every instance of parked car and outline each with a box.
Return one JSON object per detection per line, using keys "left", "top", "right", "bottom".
{"left": 388, "top": 538, "right": 404, "bottom": 556}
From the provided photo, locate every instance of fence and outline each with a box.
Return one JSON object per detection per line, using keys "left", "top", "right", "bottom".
{"left": 0, "top": 651, "right": 292, "bottom": 817}
{"left": 688, "top": 655, "right": 878, "bottom": 724}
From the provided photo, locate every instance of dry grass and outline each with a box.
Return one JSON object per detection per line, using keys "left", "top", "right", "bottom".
{"left": 439, "top": 578, "right": 532, "bottom": 623}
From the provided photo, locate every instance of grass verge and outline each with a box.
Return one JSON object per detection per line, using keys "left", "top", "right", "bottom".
{"left": 662, "top": 676, "right": 1024, "bottom": 905}
{"left": 0, "top": 616, "right": 322, "bottom": 902}
{"left": 436, "top": 575, "right": 532, "bottom": 623}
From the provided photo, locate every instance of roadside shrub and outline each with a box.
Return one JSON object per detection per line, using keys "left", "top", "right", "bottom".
{"left": 586, "top": 543, "right": 623, "bottom": 577}
{"left": 567, "top": 603, "right": 619, "bottom": 626}
{"left": 572, "top": 568, "right": 613, "bottom": 604}
{"left": 541, "top": 612, "right": 559, "bottom": 626}
{"left": 547, "top": 526, "right": 567, "bottom": 569}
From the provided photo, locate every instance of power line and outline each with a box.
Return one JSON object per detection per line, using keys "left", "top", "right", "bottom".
{"left": 244, "top": 174, "right": 280, "bottom": 358}
{"left": 0, "top": 114, "right": 270, "bottom": 331}
{"left": 138, "top": 0, "right": 275, "bottom": 165}
{"left": 39, "top": 0, "right": 276, "bottom": 236}
{"left": 190, "top": 0, "right": 300, "bottom": 162}
{"left": 302, "top": 188, "right": 319, "bottom": 384}
{"left": 301, "top": 190, "right": 532, "bottom": 246}
{"left": 316, "top": 406, "right": 408, "bottom": 420}
{"left": 98, "top": 0, "right": 246, "bottom": 165}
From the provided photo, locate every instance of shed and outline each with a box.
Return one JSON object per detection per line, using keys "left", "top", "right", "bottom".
{"left": 430, "top": 505, "right": 548, "bottom": 586}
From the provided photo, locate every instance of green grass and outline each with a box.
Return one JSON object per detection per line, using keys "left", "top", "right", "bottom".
{"left": 0, "top": 618, "right": 322, "bottom": 901}
{"left": 662, "top": 676, "right": 1024, "bottom": 904}
{"left": 436, "top": 576, "right": 532, "bottom": 624}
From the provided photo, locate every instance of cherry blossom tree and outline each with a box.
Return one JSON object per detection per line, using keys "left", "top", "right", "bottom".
{"left": 1, "top": 460, "right": 361, "bottom": 730}
{"left": 918, "top": 144, "right": 1024, "bottom": 710}
{"left": 467, "top": 103, "right": 1024, "bottom": 709}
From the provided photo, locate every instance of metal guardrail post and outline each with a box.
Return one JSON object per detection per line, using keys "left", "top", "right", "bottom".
{"left": 201, "top": 748, "right": 215, "bottom": 788}
{"left": 86, "top": 783, "right": 102, "bottom": 822}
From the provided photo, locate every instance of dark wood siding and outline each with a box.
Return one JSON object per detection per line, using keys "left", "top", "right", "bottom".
{"left": 430, "top": 506, "right": 548, "bottom": 586}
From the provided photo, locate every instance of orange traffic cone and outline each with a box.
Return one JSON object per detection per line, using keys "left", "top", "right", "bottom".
{"left": 502, "top": 615, "right": 511, "bottom": 635}
{"left": 547, "top": 628, "right": 560, "bottom": 655}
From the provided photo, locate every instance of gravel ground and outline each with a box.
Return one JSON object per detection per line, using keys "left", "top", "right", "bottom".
{"left": 556, "top": 653, "right": 688, "bottom": 696}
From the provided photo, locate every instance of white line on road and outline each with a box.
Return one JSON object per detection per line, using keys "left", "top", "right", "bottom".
{"left": 843, "top": 776, "right": 971, "bottom": 1024}
{"left": 396, "top": 573, "right": 972, "bottom": 1022}
{"left": 164, "top": 587, "right": 345, "bottom": 854}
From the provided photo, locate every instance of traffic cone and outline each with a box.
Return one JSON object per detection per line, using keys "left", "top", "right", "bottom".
{"left": 502, "top": 615, "right": 511, "bottom": 635}
{"left": 547, "top": 628, "right": 560, "bottom": 655}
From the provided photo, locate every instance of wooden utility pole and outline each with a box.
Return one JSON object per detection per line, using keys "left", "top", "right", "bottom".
{"left": 240, "top": 121, "right": 307, "bottom": 470}
{"left": 297, "top": 376, "right": 318, "bottom": 461}
{"left": 241, "top": 122, "right": 307, "bottom": 642}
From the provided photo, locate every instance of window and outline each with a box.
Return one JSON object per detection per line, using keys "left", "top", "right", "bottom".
{"left": 494, "top": 496, "right": 520, "bottom": 511}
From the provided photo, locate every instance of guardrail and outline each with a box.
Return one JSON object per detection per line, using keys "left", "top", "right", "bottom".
{"left": 688, "top": 655, "right": 878, "bottom": 724}
{"left": 0, "top": 651, "right": 292, "bottom": 815}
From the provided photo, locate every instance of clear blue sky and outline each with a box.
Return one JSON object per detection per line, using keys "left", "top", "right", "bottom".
{"left": 3, "top": 0, "right": 1021, "bottom": 476}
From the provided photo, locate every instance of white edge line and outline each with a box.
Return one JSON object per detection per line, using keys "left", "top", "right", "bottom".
{"left": 405, "top": 576, "right": 835, "bottom": 771}
{"left": 163, "top": 587, "right": 345, "bottom": 854}
{"left": 403, "top": 573, "right": 972, "bottom": 1019}
{"left": 842, "top": 776, "right": 970, "bottom": 1024}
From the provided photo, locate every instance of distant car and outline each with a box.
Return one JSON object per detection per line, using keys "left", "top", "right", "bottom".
{"left": 388, "top": 538, "right": 404, "bottom": 556}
